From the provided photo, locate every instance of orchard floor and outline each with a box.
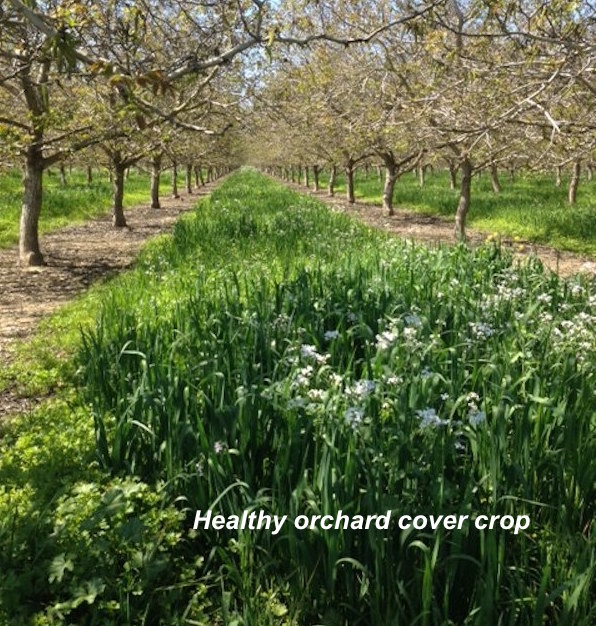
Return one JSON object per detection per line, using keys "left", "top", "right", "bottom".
{"left": 0, "top": 180, "right": 222, "bottom": 419}
{"left": 281, "top": 178, "right": 596, "bottom": 278}
{"left": 1, "top": 174, "right": 595, "bottom": 420}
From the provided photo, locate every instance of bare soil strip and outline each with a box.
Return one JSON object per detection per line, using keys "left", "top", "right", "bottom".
{"left": 0, "top": 181, "right": 222, "bottom": 420}
{"left": 283, "top": 180, "right": 596, "bottom": 279}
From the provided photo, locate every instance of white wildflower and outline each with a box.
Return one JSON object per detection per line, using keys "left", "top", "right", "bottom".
{"left": 324, "top": 330, "right": 340, "bottom": 341}
{"left": 294, "top": 365, "right": 314, "bottom": 387}
{"left": 468, "top": 410, "right": 486, "bottom": 427}
{"left": 307, "top": 389, "right": 326, "bottom": 402}
{"left": 329, "top": 373, "right": 343, "bottom": 387}
{"left": 344, "top": 407, "right": 364, "bottom": 426}
{"left": 468, "top": 322, "right": 495, "bottom": 340}
{"left": 300, "top": 344, "right": 329, "bottom": 364}
{"left": 376, "top": 329, "right": 398, "bottom": 351}
{"left": 537, "top": 293, "right": 552, "bottom": 305}
{"left": 300, "top": 344, "right": 319, "bottom": 359}
{"left": 347, "top": 379, "right": 376, "bottom": 398}
{"left": 416, "top": 408, "right": 448, "bottom": 429}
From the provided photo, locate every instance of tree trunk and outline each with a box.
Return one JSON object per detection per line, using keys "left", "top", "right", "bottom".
{"left": 376, "top": 165, "right": 382, "bottom": 181}
{"left": 328, "top": 164, "right": 337, "bottom": 197}
{"left": 303, "top": 165, "right": 309, "bottom": 188}
{"left": 346, "top": 161, "right": 355, "bottom": 204}
{"left": 185, "top": 164, "right": 193, "bottom": 194}
{"left": 382, "top": 157, "right": 398, "bottom": 216}
{"left": 455, "top": 157, "right": 472, "bottom": 241}
{"left": 86, "top": 166, "right": 92, "bottom": 184}
{"left": 112, "top": 161, "right": 127, "bottom": 227}
{"left": 568, "top": 160, "right": 580, "bottom": 204}
{"left": 490, "top": 163, "right": 501, "bottom": 194}
{"left": 194, "top": 165, "right": 200, "bottom": 188}
{"left": 587, "top": 163, "right": 593, "bottom": 181}
{"left": 290, "top": 167, "right": 295, "bottom": 183}
{"left": 59, "top": 163, "right": 67, "bottom": 187}
{"left": 19, "top": 147, "right": 45, "bottom": 266}
{"left": 171, "top": 161, "right": 179, "bottom": 198}
{"left": 555, "top": 166, "right": 562, "bottom": 187}
{"left": 448, "top": 162, "right": 457, "bottom": 189}
{"left": 313, "top": 165, "right": 320, "bottom": 191}
{"left": 151, "top": 155, "right": 161, "bottom": 209}
{"left": 417, "top": 163, "right": 425, "bottom": 187}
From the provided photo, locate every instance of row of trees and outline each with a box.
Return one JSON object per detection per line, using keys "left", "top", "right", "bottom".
{"left": 246, "top": 1, "right": 595, "bottom": 239}
{"left": 1, "top": 0, "right": 445, "bottom": 266}
{"left": 2, "top": 1, "right": 594, "bottom": 262}
{"left": 0, "top": 0, "right": 266, "bottom": 265}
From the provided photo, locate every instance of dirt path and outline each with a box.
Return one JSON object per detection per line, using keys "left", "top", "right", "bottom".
{"left": 0, "top": 180, "right": 222, "bottom": 419}
{"left": 283, "top": 180, "right": 596, "bottom": 279}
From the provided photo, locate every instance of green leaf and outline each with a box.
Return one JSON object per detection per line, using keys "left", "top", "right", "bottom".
{"left": 48, "top": 553, "right": 74, "bottom": 584}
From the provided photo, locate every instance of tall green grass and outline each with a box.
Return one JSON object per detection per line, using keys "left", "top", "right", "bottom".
{"left": 317, "top": 168, "right": 596, "bottom": 256}
{"left": 0, "top": 167, "right": 150, "bottom": 249}
{"left": 73, "top": 170, "right": 595, "bottom": 624}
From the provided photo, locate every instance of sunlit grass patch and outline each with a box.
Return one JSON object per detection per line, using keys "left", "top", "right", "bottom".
{"left": 319, "top": 168, "right": 596, "bottom": 255}
{"left": 0, "top": 168, "right": 150, "bottom": 249}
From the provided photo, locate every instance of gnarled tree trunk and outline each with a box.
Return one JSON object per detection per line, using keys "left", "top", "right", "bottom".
{"left": 328, "top": 164, "right": 337, "bottom": 196}
{"left": 185, "top": 164, "right": 193, "bottom": 194}
{"left": 19, "top": 146, "right": 45, "bottom": 266}
{"left": 303, "top": 165, "right": 309, "bottom": 188}
{"left": 345, "top": 159, "right": 355, "bottom": 204}
{"left": 568, "top": 160, "right": 580, "bottom": 204}
{"left": 448, "top": 161, "right": 458, "bottom": 190}
{"left": 455, "top": 157, "right": 472, "bottom": 241}
{"left": 59, "top": 163, "right": 67, "bottom": 187}
{"left": 313, "top": 165, "right": 320, "bottom": 191}
{"left": 555, "top": 165, "right": 562, "bottom": 188}
{"left": 382, "top": 156, "right": 398, "bottom": 216}
{"left": 490, "top": 163, "right": 501, "bottom": 194}
{"left": 151, "top": 154, "right": 161, "bottom": 209}
{"left": 171, "top": 161, "right": 179, "bottom": 198}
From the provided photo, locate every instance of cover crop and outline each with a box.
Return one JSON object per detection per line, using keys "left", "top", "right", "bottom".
{"left": 78, "top": 170, "right": 595, "bottom": 625}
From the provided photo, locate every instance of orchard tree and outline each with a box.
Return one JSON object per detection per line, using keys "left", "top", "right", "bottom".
{"left": 0, "top": 2, "right": 112, "bottom": 265}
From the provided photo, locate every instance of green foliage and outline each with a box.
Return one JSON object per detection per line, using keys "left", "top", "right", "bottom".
{"left": 0, "top": 168, "right": 150, "bottom": 249}
{"left": 320, "top": 168, "right": 596, "bottom": 255}
{"left": 71, "top": 170, "right": 595, "bottom": 624}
